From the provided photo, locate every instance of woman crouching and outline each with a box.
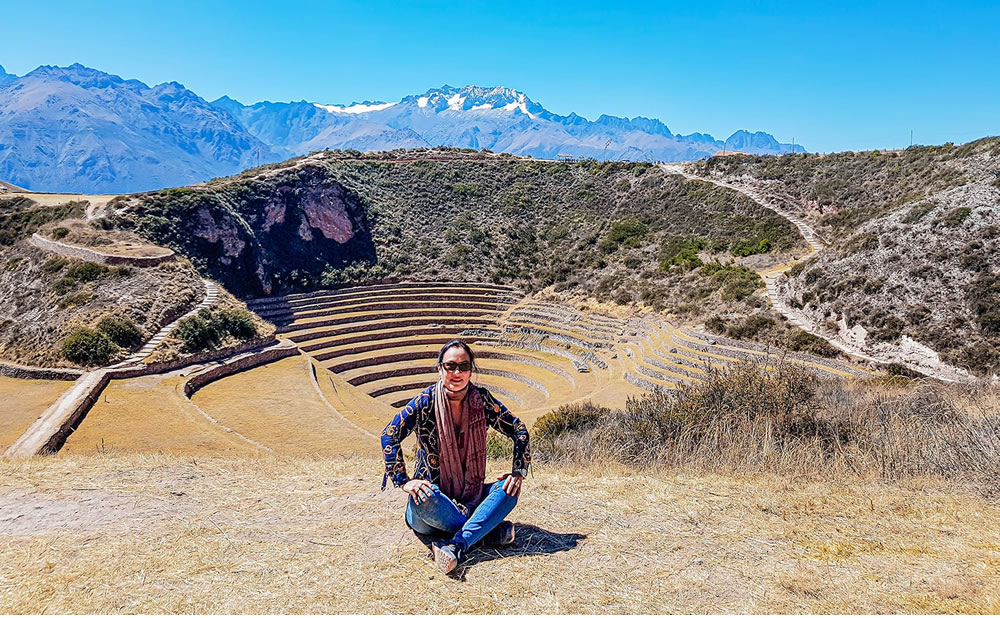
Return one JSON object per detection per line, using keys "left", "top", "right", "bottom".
{"left": 381, "top": 339, "right": 531, "bottom": 574}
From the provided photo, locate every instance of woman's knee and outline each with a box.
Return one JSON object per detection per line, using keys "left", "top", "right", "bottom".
{"left": 490, "top": 479, "right": 519, "bottom": 507}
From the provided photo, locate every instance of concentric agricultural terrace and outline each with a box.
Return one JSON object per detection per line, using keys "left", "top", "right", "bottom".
{"left": 54, "top": 280, "right": 874, "bottom": 457}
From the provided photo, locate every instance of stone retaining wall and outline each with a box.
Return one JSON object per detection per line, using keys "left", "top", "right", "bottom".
{"left": 258, "top": 292, "right": 507, "bottom": 316}
{"left": 183, "top": 342, "right": 299, "bottom": 397}
{"left": 0, "top": 362, "right": 83, "bottom": 381}
{"left": 289, "top": 316, "right": 496, "bottom": 343}
{"left": 249, "top": 281, "right": 519, "bottom": 308}
{"left": 30, "top": 233, "right": 176, "bottom": 266}
{"left": 278, "top": 309, "right": 495, "bottom": 334}
{"left": 5, "top": 338, "right": 281, "bottom": 457}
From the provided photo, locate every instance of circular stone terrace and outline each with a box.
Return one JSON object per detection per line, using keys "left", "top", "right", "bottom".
{"left": 49, "top": 280, "right": 878, "bottom": 457}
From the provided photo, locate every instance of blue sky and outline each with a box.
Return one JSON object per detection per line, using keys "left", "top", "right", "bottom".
{"left": 1, "top": 0, "right": 997, "bottom": 152}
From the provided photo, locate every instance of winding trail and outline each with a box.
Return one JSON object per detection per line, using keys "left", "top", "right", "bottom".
{"left": 658, "top": 163, "right": 908, "bottom": 372}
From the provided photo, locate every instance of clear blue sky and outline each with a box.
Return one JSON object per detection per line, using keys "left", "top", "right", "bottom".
{"left": 2, "top": 0, "right": 997, "bottom": 152}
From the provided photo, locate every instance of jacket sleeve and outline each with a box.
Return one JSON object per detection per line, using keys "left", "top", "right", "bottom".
{"left": 381, "top": 392, "right": 424, "bottom": 490}
{"left": 482, "top": 389, "right": 531, "bottom": 476}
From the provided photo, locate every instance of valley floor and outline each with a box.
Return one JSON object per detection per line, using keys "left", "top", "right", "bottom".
{"left": 1, "top": 454, "right": 997, "bottom": 613}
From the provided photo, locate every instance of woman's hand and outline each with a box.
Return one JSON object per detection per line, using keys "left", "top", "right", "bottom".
{"left": 498, "top": 473, "right": 524, "bottom": 498}
{"left": 403, "top": 479, "right": 434, "bottom": 504}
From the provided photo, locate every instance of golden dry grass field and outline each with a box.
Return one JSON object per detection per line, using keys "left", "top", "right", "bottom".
{"left": 1, "top": 454, "right": 997, "bottom": 614}
{"left": 0, "top": 377, "right": 72, "bottom": 451}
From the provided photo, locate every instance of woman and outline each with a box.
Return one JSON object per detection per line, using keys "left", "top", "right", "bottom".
{"left": 381, "top": 339, "right": 531, "bottom": 574}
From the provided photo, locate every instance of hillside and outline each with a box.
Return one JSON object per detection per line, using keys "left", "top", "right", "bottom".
{"left": 107, "top": 150, "right": 805, "bottom": 316}
{"left": 1, "top": 453, "right": 997, "bottom": 613}
{"left": 689, "top": 139, "right": 1000, "bottom": 376}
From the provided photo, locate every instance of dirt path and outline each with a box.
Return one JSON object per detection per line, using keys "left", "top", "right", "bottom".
{"left": 659, "top": 164, "right": 966, "bottom": 380}
{"left": 0, "top": 454, "right": 997, "bottom": 613}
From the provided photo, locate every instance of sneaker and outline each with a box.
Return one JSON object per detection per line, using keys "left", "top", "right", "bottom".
{"left": 432, "top": 541, "right": 461, "bottom": 574}
{"left": 482, "top": 521, "right": 515, "bottom": 547}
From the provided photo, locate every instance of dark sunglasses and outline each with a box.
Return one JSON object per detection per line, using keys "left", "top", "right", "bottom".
{"left": 441, "top": 361, "right": 472, "bottom": 373}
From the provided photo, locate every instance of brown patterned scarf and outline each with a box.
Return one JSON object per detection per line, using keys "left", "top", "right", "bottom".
{"left": 434, "top": 378, "right": 487, "bottom": 508}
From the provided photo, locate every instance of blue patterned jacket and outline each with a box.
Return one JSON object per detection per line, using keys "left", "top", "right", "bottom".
{"left": 381, "top": 383, "right": 531, "bottom": 491}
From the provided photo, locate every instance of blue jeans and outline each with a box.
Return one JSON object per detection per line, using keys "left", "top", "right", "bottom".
{"left": 405, "top": 480, "right": 517, "bottom": 551}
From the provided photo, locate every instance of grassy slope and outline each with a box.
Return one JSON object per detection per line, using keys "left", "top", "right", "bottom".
{"left": 694, "top": 139, "right": 1000, "bottom": 375}
{"left": 1, "top": 453, "right": 997, "bottom": 614}
{"left": 0, "top": 242, "right": 203, "bottom": 367}
{"left": 113, "top": 150, "right": 804, "bottom": 319}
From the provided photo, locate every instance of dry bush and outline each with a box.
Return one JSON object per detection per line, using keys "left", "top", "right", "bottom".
{"left": 535, "top": 360, "right": 1000, "bottom": 488}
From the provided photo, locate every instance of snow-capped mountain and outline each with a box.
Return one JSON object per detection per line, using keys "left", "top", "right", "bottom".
{"left": 0, "top": 64, "right": 804, "bottom": 193}
{"left": 0, "top": 64, "right": 281, "bottom": 193}
{"left": 217, "top": 84, "right": 804, "bottom": 163}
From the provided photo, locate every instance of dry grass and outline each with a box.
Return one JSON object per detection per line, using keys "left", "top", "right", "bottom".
{"left": 0, "top": 377, "right": 72, "bottom": 450}
{"left": 191, "top": 355, "right": 373, "bottom": 455}
{"left": 0, "top": 453, "right": 998, "bottom": 613}
{"left": 537, "top": 360, "right": 1000, "bottom": 491}
{"left": 61, "top": 374, "right": 259, "bottom": 456}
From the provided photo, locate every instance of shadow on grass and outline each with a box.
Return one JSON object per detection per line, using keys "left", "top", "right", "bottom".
{"left": 412, "top": 523, "right": 587, "bottom": 581}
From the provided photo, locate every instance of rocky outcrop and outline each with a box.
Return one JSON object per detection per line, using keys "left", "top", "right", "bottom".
{"left": 110, "top": 163, "right": 375, "bottom": 297}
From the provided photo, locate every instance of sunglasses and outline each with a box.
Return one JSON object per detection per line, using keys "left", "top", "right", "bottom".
{"left": 440, "top": 361, "right": 473, "bottom": 373}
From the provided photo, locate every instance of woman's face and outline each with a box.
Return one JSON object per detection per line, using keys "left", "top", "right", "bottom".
{"left": 438, "top": 346, "right": 472, "bottom": 393}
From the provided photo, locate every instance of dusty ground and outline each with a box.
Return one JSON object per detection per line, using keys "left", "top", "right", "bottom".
{"left": 0, "top": 454, "right": 997, "bottom": 614}
{"left": 0, "top": 377, "right": 72, "bottom": 451}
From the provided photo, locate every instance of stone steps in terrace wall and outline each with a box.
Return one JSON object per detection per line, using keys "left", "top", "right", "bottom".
{"left": 4, "top": 338, "right": 295, "bottom": 457}
{"left": 108, "top": 279, "right": 220, "bottom": 369}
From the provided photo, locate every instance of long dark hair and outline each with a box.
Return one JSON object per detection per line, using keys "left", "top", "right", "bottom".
{"left": 436, "top": 339, "right": 479, "bottom": 375}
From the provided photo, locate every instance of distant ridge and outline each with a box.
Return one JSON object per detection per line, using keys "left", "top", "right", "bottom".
{"left": 0, "top": 64, "right": 805, "bottom": 193}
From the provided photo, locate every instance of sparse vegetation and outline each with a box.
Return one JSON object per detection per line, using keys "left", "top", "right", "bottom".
{"left": 61, "top": 327, "right": 116, "bottom": 366}
{"left": 97, "top": 315, "right": 144, "bottom": 351}
{"left": 175, "top": 308, "right": 259, "bottom": 353}
{"left": 535, "top": 360, "right": 1000, "bottom": 486}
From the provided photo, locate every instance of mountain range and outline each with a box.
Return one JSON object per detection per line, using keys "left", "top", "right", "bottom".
{"left": 0, "top": 63, "right": 805, "bottom": 193}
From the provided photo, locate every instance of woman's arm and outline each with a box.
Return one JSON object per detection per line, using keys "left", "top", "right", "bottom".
{"left": 482, "top": 389, "right": 531, "bottom": 478}
{"left": 380, "top": 391, "right": 426, "bottom": 490}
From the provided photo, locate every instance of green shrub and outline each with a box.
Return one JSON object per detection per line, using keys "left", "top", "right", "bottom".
{"left": 659, "top": 236, "right": 705, "bottom": 270}
{"left": 451, "top": 182, "right": 483, "bottom": 196}
{"left": 700, "top": 262, "right": 764, "bottom": 301}
{"left": 486, "top": 429, "right": 514, "bottom": 460}
{"left": 937, "top": 207, "right": 972, "bottom": 227}
{"left": 57, "top": 290, "right": 93, "bottom": 309}
{"left": 97, "top": 316, "right": 144, "bottom": 350}
{"left": 51, "top": 227, "right": 70, "bottom": 239}
{"left": 730, "top": 238, "right": 772, "bottom": 257}
{"left": 785, "top": 329, "right": 841, "bottom": 357}
{"left": 601, "top": 218, "right": 648, "bottom": 253}
{"left": 41, "top": 257, "right": 68, "bottom": 273}
{"left": 175, "top": 308, "right": 260, "bottom": 353}
{"left": 533, "top": 401, "right": 609, "bottom": 459}
{"left": 62, "top": 328, "right": 116, "bottom": 366}
{"left": 65, "top": 261, "right": 110, "bottom": 283}
{"left": 175, "top": 310, "right": 220, "bottom": 352}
